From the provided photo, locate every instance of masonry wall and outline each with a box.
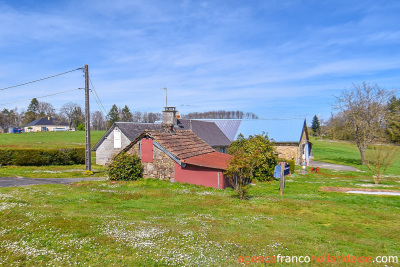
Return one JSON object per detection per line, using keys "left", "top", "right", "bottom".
{"left": 126, "top": 140, "right": 175, "bottom": 180}
{"left": 275, "top": 144, "right": 298, "bottom": 164}
{"left": 95, "top": 128, "right": 131, "bottom": 165}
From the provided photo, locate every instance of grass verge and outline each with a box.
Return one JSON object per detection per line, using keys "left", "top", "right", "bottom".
{"left": 0, "top": 170, "right": 399, "bottom": 266}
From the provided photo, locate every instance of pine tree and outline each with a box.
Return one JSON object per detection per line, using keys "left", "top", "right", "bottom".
{"left": 386, "top": 96, "right": 400, "bottom": 143}
{"left": 27, "top": 98, "right": 39, "bottom": 114}
{"left": 120, "top": 105, "right": 133, "bottom": 122}
{"left": 311, "top": 115, "right": 320, "bottom": 136}
{"left": 107, "top": 104, "right": 120, "bottom": 128}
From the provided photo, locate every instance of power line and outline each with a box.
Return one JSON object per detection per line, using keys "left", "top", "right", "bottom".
{"left": 89, "top": 77, "right": 108, "bottom": 115}
{"left": 0, "top": 68, "right": 83, "bottom": 91}
{"left": 0, "top": 88, "right": 81, "bottom": 106}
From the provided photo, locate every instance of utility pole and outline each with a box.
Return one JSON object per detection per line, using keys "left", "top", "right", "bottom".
{"left": 280, "top": 162, "right": 285, "bottom": 196}
{"left": 84, "top": 64, "right": 91, "bottom": 171}
{"left": 161, "top": 87, "right": 167, "bottom": 107}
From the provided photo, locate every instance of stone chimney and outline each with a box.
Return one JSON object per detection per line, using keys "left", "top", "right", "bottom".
{"left": 162, "top": 107, "right": 177, "bottom": 131}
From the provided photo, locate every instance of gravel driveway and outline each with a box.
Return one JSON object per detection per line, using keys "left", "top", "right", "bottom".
{"left": 308, "top": 160, "right": 360, "bottom": 171}
{"left": 0, "top": 177, "right": 107, "bottom": 187}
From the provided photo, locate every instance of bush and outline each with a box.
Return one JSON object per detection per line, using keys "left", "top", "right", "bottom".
{"left": 227, "top": 133, "right": 277, "bottom": 192}
{"left": 108, "top": 152, "right": 143, "bottom": 181}
{"left": 0, "top": 148, "right": 85, "bottom": 166}
{"left": 277, "top": 158, "right": 296, "bottom": 174}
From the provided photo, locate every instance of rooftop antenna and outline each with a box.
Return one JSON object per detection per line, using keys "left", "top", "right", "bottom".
{"left": 161, "top": 87, "right": 167, "bottom": 107}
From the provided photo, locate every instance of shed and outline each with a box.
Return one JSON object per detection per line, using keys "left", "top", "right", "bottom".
{"left": 200, "top": 119, "right": 311, "bottom": 165}
{"left": 123, "top": 130, "right": 232, "bottom": 189}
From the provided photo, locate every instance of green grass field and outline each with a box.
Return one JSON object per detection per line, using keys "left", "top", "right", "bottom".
{"left": 0, "top": 173, "right": 399, "bottom": 266}
{"left": 311, "top": 137, "right": 400, "bottom": 175}
{"left": 0, "top": 134, "right": 399, "bottom": 265}
{"left": 0, "top": 131, "right": 106, "bottom": 149}
{"left": 0, "top": 131, "right": 107, "bottom": 178}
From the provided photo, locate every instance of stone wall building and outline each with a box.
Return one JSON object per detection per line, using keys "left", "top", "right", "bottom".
{"left": 93, "top": 107, "right": 230, "bottom": 166}
{"left": 123, "top": 129, "right": 232, "bottom": 189}
{"left": 201, "top": 118, "right": 311, "bottom": 165}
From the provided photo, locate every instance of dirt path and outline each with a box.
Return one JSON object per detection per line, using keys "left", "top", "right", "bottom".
{"left": 308, "top": 160, "right": 360, "bottom": 171}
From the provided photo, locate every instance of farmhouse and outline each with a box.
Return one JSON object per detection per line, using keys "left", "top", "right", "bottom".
{"left": 93, "top": 107, "right": 230, "bottom": 165}
{"left": 123, "top": 129, "right": 232, "bottom": 189}
{"left": 24, "top": 117, "right": 70, "bottom": 132}
{"left": 200, "top": 119, "right": 311, "bottom": 165}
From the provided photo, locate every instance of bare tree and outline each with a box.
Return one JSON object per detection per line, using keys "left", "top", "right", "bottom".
{"left": 334, "top": 82, "right": 394, "bottom": 164}
{"left": 37, "top": 101, "right": 56, "bottom": 117}
{"left": 183, "top": 110, "right": 259, "bottom": 119}
{"left": 91, "top": 111, "right": 106, "bottom": 130}
{"left": 60, "top": 102, "right": 81, "bottom": 128}
{"left": 365, "top": 145, "right": 399, "bottom": 184}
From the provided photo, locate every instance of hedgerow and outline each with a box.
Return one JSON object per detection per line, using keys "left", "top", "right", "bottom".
{"left": 0, "top": 148, "right": 85, "bottom": 166}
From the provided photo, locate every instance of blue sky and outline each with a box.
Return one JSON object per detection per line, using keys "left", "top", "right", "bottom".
{"left": 1, "top": 0, "right": 399, "bottom": 123}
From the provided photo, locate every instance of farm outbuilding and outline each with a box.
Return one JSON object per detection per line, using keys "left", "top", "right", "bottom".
{"left": 93, "top": 107, "right": 230, "bottom": 165}
{"left": 123, "top": 130, "right": 232, "bottom": 189}
{"left": 200, "top": 119, "right": 311, "bottom": 165}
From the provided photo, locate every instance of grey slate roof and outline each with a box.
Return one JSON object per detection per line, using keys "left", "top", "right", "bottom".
{"left": 176, "top": 119, "right": 231, "bottom": 147}
{"left": 92, "top": 120, "right": 231, "bottom": 151}
{"left": 25, "top": 118, "right": 69, "bottom": 127}
{"left": 92, "top": 122, "right": 163, "bottom": 151}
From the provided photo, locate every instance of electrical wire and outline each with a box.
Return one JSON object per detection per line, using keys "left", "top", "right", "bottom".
{"left": 89, "top": 77, "right": 108, "bottom": 115}
{"left": 0, "top": 68, "right": 83, "bottom": 91}
{"left": 0, "top": 88, "right": 81, "bottom": 106}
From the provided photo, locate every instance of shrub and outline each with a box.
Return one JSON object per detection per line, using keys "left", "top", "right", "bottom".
{"left": 277, "top": 158, "right": 296, "bottom": 174}
{"left": 0, "top": 148, "right": 85, "bottom": 166}
{"left": 226, "top": 133, "right": 277, "bottom": 200}
{"left": 108, "top": 152, "right": 143, "bottom": 181}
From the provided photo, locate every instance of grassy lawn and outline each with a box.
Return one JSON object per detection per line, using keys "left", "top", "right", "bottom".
{"left": 0, "top": 131, "right": 106, "bottom": 149}
{"left": 0, "top": 172, "right": 399, "bottom": 266}
{"left": 0, "top": 135, "right": 399, "bottom": 265}
{"left": 311, "top": 137, "right": 400, "bottom": 175}
{"left": 0, "top": 131, "right": 107, "bottom": 178}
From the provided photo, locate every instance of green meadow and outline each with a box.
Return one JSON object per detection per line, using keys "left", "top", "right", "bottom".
{"left": 0, "top": 133, "right": 399, "bottom": 265}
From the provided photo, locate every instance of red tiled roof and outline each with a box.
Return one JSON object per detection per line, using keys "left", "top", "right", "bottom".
{"left": 183, "top": 151, "right": 232, "bottom": 170}
{"left": 147, "top": 130, "right": 216, "bottom": 159}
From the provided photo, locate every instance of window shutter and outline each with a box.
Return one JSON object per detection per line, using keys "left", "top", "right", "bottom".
{"left": 114, "top": 129, "right": 122, "bottom": 148}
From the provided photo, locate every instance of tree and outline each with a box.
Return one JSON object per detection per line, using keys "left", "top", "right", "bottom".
{"left": 70, "top": 106, "right": 85, "bottom": 129}
{"left": 27, "top": 98, "right": 39, "bottom": 114}
{"left": 183, "top": 110, "right": 259, "bottom": 119}
{"left": 120, "top": 105, "right": 133, "bottom": 122}
{"left": 37, "top": 101, "right": 55, "bottom": 117}
{"left": 334, "top": 82, "right": 394, "bottom": 165}
{"left": 225, "top": 133, "right": 277, "bottom": 200}
{"left": 60, "top": 102, "right": 80, "bottom": 128}
{"left": 22, "top": 98, "right": 40, "bottom": 125}
{"left": 365, "top": 145, "right": 399, "bottom": 184}
{"left": 107, "top": 104, "right": 120, "bottom": 128}
{"left": 91, "top": 111, "right": 106, "bottom": 130}
{"left": 386, "top": 96, "right": 400, "bottom": 143}
{"left": 311, "top": 115, "right": 320, "bottom": 136}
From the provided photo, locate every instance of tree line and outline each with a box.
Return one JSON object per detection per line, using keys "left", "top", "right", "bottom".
{"left": 0, "top": 100, "right": 260, "bottom": 132}
{"left": 183, "top": 110, "right": 259, "bottom": 119}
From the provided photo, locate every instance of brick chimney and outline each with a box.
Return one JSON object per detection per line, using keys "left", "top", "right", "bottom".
{"left": 162, "top": 107, "right": 177, "bottom": 131}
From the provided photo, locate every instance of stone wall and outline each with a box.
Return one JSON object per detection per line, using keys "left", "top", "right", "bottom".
{"left": 126, "top": 140, "right": 175, "bottom": 180}
{"left": 95, "top": 128, "right": 131, "bottom": 165}
{"left": 274, "top": 127, "right": 309, "bottom": 165}
{"left": 275, "top": 144, "right": 298, "bottom": 163}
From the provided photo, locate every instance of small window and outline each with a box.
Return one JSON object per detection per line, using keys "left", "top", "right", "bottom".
{"left": 114, "top": 129, "right": 122, "bottom": 148}
{"left": 220, "top": 147, "right": 227, "bottom": 153}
